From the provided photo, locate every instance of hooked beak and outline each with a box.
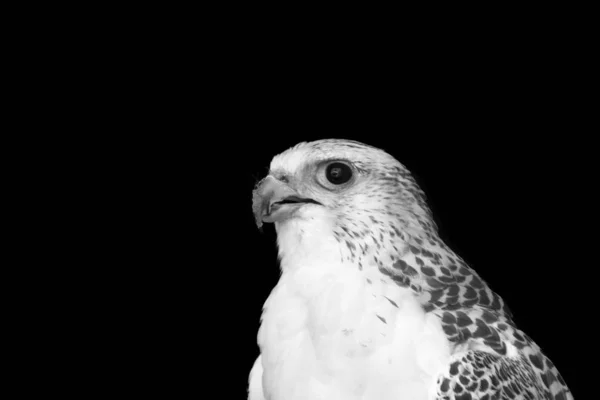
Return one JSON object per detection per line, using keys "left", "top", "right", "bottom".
{"left": 252, "top": 176, "right": 321, "bottom": 228}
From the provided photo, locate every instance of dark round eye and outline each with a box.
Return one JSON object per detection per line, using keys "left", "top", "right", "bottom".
{"left": 326, "top": 162, "right": 353, "bottom": 185}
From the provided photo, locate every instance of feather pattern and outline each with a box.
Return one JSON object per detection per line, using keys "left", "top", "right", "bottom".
{"left": 249, "top": 139, "right": 573, "bottom": 400}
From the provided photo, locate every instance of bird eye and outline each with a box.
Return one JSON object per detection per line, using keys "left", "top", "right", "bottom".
{"left": 325, "top": 162, "right": 353, "bottom": 185}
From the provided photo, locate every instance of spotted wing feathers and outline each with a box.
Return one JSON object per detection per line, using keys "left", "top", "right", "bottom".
{"left": 379, "top": 235, "right": 573, "bottom": 399}
{"left": 435, "top": 349, "right": 573, "bottom": 400}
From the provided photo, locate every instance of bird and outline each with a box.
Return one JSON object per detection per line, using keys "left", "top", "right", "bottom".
{"left": 248, "top": 139, "right": 573, "bottom": 400}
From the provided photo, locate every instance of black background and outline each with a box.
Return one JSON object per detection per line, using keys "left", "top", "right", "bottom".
{"left": 84, "top": 17, "right": 592, "bottom": 398}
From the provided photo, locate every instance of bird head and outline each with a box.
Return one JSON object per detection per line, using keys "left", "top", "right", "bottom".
{"left": 252, "top": 139, "right": 437, "bottom": 238}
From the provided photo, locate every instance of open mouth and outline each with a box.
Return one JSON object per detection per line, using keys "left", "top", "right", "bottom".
{"left": 268, "top": 196, "right": 322, "bottom": 215}
{"left": 273, "top": 196, "right": 321, "bottom": 206}
{"left": 252, "top": 176, "right": 323, "bottom": 228}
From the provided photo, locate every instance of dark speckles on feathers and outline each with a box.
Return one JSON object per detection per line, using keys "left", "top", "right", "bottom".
{"left": 393, "top": 276, "right": 410, "bottom": 287}
{"left": 472, "top": 319, "right": 493, "bottom": 338}
{"left": 393, "top": 259, "right": 407, "bottom": 271}
{"left": 481, "top": 309, "right": 498, "bottom": 324}
{"left": 421, "top": 265, "right": 436, "bottom": 276}
{"left": 404, "top": 265, "right": 419, "bottom": 276}
{"left": 513, "top": 330, "right": 525, "bottom": 343}
{"left": 440, "top": 378, "right": 450, "bottom": 393}
{"left": 447, "top": 285, "right": 460, "bottom": 296}
{"left": 426, "top": 277, "right": 445, "bottom": 289}
{"left": 470, "top": 275, "right": 484, "bottom": 288}
{"left": 423, "top": 303, "right": 435, "bottom": 312}
{"left": 265, "top": 139, "right": 572, "bottom": 400}
{"left": 490, "top": 294, "right": 503, "bottom": 311}
{"left": 421, "top": 249, "right": 433, "bottom": 258}
{"left": 464, "top": 286, "right": 477, "bottom": 299}
{"left": 379, "top": 266, "right": 410, "bottom": 287}
{"left": 456, "top": 311, "right": 473, "bottom": 327}
{"left": 442, "top": 312, "right": 457, "bottom": 324}
{"left": 384, "top": 296, "right": 399, "bottom": 308}
{"left": 478, "top": 290, "right": 491, "bottom": 306}
{"left": 438, "top": 275, "right": 456, "bottom": 284}
{"left": 454, "top": 383, "right": 464, "bottom": 394}
{"left": 442, "top": 321, "right": 460, "bottom": 336}
{"left": 528, "top": 354, "right": 544, "bottom": 371}
{"left": 429, "top": 289, "right": 445, "bottom": 303}
{"left": 449, "top": 361, "right": 460, "bottom": 376}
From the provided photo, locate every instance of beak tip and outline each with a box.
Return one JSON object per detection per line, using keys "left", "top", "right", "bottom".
{"left": 252, "top": 188, "right": 266, "bottom": 230}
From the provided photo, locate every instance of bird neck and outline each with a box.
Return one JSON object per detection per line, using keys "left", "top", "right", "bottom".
{"left": 275, "top": 217, "right": 343, "bottom": 274}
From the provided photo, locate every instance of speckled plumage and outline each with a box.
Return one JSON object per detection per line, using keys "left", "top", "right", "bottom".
{"left": 249, "top": 139, "right": 573, "bottom": 400}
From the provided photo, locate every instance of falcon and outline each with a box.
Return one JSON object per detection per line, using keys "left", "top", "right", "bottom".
{"left": 248, "top": 139, "right": 573, "bottom": 400}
